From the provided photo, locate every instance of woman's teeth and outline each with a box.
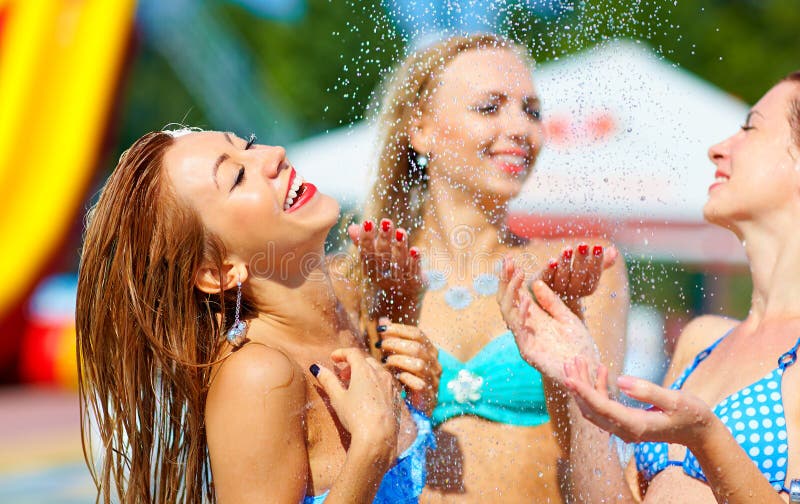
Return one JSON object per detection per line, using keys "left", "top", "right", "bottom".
{"left": 494, "top": 154, "right": 528, "bottom": 167}
{"left": 284, "top": 174, "right": 305, "bottom": 210}
{"left": 715, "top": 176, "right": 728, "bottom": 183}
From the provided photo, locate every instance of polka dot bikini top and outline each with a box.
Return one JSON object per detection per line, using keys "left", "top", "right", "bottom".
{"left": 634, "top": 330, "right": 800, "bottom": 494}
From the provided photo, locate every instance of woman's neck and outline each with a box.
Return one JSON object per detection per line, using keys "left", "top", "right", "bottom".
{"left": 248, "top": 254, "right": 351, "bottom": 346}
{"left": 418, "top": 183, "right": 510, "bottom": 266}
{"left": 739, "top": 214, "right": 800, "bottom": 325}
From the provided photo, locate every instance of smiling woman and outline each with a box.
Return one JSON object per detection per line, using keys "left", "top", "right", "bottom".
{"left": 366, "top": 33, "right": 629, "bottom": 503}
{"left": 498, "top": 71, "right": 800, "bottom": 504}
{"left": 76, "top": 128, "right": 441, "bottom": 503}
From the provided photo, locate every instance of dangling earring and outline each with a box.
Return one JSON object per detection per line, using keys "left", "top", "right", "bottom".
{"left": 415, "top": 152, "right": 429, "bottom": 168}
{"left": 226, "top": 280, "right": 248, "bottom": 348}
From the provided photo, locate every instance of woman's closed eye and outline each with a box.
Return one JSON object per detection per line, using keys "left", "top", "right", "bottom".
{"left": 230, "top": 134, "right": 256, "bottom": 191}
{"left": 231, "top": 167, "right": 245, "bottom": 191}
{"left": 473, "top": 103, "right": 499, "bottom": 115}
{"left": 525, "top": 106, "right": 542, "bottom": 121}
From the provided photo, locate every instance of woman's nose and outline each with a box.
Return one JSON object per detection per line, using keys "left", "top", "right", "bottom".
{"left": 249, "top": 145, "right": 287, "bottom": 178}
{"left": 707, "top": 137, "right": 730, "bottom": 164}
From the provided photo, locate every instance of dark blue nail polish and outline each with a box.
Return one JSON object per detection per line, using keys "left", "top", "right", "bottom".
{"left": 375, "top": 340, "right": 382, "bottom": 349}
{"left": 381, "top": 356, "right": 388, "bottom": 364}
{"left": 309, "top": 364, "right": 320, "bottom": 377}
{"left": 376, "top": 325, "right": 387, "bottom": 333}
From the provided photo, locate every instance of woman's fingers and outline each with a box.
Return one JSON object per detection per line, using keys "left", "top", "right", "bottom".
{"left": 396, "top": 372, "right": 428, "bottom": 391}
{"left": 383, "top": 354, "right": 426, "bottom": 375}
{"left": 616, "top": 375, "right": 679, "bottom": 413}
{"left": 530, "top": 280, "right": 576, "bottom": 323}
{"left": 568, "top": 243, "right": 592, "bottom": 295}
{"left": 390, "top": 227, "right": 409, "bottom": 280}
{"left": 375, "top": 218, "right": 394, "bottom": 274}
{"left": 311, "top": 363, "right": 345, "bottom": 402}
{"left": 357, "top": 219, "right": 377, "bottom": 276}
{"left": 553, "top": 247, "right": 572, "bottom": 294}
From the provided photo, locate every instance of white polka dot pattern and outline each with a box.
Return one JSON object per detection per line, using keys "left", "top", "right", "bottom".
{"left": 634, "top": 331, "right": 800, "bottom": 495}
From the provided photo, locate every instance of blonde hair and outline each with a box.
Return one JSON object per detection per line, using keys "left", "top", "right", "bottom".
{"left": 364, "top": 33, "right": 532, "bottom": 246}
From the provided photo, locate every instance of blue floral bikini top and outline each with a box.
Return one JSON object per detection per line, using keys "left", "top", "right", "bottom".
{"left": 635, "top": 330, "right": 800, "bottom": 494}
{"left": 431, "top": 330, "right": 550, "bottom": 427}
{"left": 303, "top": 402, "right": 434, "bottom": 503}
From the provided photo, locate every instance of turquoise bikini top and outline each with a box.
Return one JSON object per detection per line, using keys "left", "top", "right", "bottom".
{"left": 432, "top": 330, "right": 550, "bottom": 427}
{"left": 303, "top": 401, "right": 434, "bottom": 503}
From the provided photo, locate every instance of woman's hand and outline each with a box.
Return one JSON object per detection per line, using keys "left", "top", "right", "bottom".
{"left": 311, "top": 348, "right": 401, "bottom": 454}
{"left": 374, "top": 317, "right": 441, "bottom": 416}
{"left": 348, "top": 218, "right": 424, "bottom": 324}
{"left": 497, "top": 257, "right": 600, "bottom": 383}
{"left": 564, "top": 355, "right": 714, "bottom": 447}
{"left": 537, "top": 243, "right": 618, "bottom": 318}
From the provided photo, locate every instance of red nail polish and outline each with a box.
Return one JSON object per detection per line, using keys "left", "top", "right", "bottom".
{"left": 593, "top": 245, "right": 603, "bottom": 256}
{"left": 395, "top": 229, "right": 404, "bottom": 242}
{"left": 363, "top": 220, "right": 374, "bottom": 232}
{"left": 409, "top": 247, "right": 420, "bottom": 259}
{"left": 548, "top": 259, "right": 558, "bottom": 269}
{"left": 380, "top": 219, "right": 391, "bottom": 232}
{"left": 563, "top": 248, "right": 573, "bottom": 260}
{"left": 578, "top": 244, "right": 589, "bottom": 255}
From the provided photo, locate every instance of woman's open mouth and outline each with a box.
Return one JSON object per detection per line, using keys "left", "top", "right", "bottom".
{"left": 283, "top": 169, "right": 317, "bottom": 212}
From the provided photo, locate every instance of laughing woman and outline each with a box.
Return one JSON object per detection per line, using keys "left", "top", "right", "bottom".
{"left": 500, "top": 71, "right": 800, "bottom": 503}
{"left": 76, "top": 129, "right": 440, "bottom": 503}
{"left": 365, "top": 34, "right": 629, "bottom": 502}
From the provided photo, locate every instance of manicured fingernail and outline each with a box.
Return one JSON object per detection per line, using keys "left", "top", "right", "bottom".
{"left": 380, "top": 219, "right": 391, "bottom": 232}
{"left": 309, "top": 364, "right": 320, "bottom": 377}
{"left": 578, "top": 244, "right": 589, "bottom": 255}
{"left": 395, "top": 229, "right": 405, "bottom": 242}
{"left": 381, "top": 355, "right": 388, "bottom": 364}
{"left": 593, "top": 245, "right": 603, "bottom": 256}
{"left": 375, "top": 340, "right": 382, "bottom": 348}
{"left": 376, "top": 325, "right": 387, "bottom": 333}
{"left": 548, "top": 259, "right": 558, "bottom": 269}
{"left": 563, "top": 248, "right": 573, "bottom": 260}
{"left": 363, "top": 220, "right": 374, "bottom": 232}
{"left": 409, "top": 247, "right": 420, "bottom": 259}
{"left": 617, "top": 375, "right": 635, "bottom": 389}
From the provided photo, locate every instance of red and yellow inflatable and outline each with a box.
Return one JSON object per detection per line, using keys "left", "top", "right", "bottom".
{"left": 0, "top": 0, "right": 135, "bottom": 384}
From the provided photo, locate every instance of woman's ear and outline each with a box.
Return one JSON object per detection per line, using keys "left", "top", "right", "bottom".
{"left": 194, "top": 263, "right": 248, "bottom": 294}
{"left": 409, "top": 106, "right": 434, "bottom": 156}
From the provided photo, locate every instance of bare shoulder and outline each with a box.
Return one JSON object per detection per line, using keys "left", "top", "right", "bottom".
{"left": 674, "top": 315, "right": 737, "bottom": 361}
{"left": 205, "top": 344, "right": 310, "bottom": 500}
{"left": 208, "top": 342, "right": 306, "bottom": 410}
{"left": 664, "top": 315, "right": 738, "bottom": 383}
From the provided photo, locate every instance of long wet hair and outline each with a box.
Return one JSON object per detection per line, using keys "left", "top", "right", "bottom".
{"left": 364, "top": 33, "right": 533, "bottom": 246}
{"left": 76, "top": 131, "right": 249, "bottom": 503}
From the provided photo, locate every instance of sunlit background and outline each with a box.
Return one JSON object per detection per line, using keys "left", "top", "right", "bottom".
{"left": 0, "top": 0, "right": 798, "bottom": 501}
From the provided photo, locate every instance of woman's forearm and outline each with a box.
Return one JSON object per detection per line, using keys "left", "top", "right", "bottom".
{"left": 323, "top": 438, "right": 395, "bottom": 503}
{"left": 566, "top": 400, "right": 638, "bottom": 504}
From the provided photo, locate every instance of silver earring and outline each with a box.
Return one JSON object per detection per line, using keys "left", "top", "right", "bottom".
{"left": 415, "top": 152, "right": 429, "bottom": 168}
{"left": 226, "top": 280, "right": 247, "bottom": 347}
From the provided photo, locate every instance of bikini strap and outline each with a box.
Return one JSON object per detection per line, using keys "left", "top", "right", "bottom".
{"left": 778, "top": 336, "right": 800, "bottom": 370}
{"left": 673, "top": 329, "right": 733, "bottom": 389}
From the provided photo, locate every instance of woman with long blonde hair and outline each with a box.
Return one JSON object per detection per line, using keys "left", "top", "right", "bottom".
{"left": 366, "top": 34, "right": 629, "bottom": 502}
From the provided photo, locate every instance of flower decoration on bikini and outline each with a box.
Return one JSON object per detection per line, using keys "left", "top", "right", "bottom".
{"left": 447, "top": 369, "right": 483, "bottom": 404}
{"left": 226, "top": 280, "right": 248, "bottom": 348}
